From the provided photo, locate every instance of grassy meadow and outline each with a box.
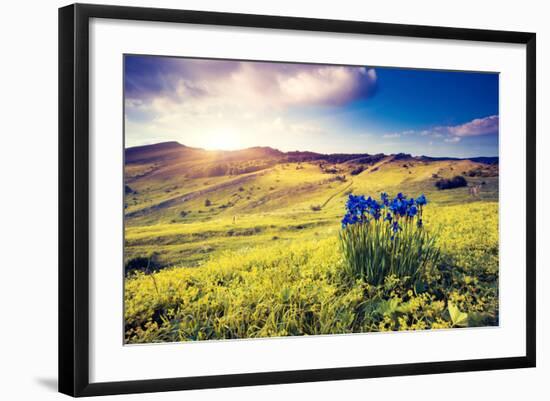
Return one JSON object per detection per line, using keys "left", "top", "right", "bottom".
{"left": 124, "top": 143, "right": 499, "bottom": 343}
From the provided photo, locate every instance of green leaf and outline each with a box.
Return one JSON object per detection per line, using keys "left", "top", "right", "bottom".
{"left": 448, "top": 303, "right": 468, "bottom": 327}
{"left": 378, "top": 298, "right": 400, "bottom": 316}
{"left": 415, "top": 280, "right": 427, "bottom": 294}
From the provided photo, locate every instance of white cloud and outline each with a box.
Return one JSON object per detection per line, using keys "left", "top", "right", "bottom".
{"left": 275, "top": 66, "right": 376, "bottom": 106}
{"left": 125, "top": 60, "right": 378, "bottom": 150}
{"left": 408, "top": 115, "right": 498, "bottom": 144}
{"left": 447, "top": 115, "right": 499, "bottom": 137}
{"left": 127, "top": 62, "right": 377, "bottom": 119}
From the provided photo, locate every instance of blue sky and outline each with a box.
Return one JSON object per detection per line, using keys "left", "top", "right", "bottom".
{"left": 125, "top": 55, "right": 499, "bottom": 157}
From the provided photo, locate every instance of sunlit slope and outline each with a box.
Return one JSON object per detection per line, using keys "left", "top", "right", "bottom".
{"left": 124, "top": 142, "right": 498, "bottom": 267}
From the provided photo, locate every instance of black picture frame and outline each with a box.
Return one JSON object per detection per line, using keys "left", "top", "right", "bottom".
{"left": 59, "top": 3, "right": 536, "bottom": 397}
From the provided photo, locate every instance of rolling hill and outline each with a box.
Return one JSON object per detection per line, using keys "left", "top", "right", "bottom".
{"left": 124, "top": 141, "right": 498, "bottom": 269}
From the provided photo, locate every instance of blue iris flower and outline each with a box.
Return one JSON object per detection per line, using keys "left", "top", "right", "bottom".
{"left": 343, "top": 192, "right": 427, "bottom": 231}
{"left": 391, "top": 199, "right": 408, "bottom": 216}
{"left": 389, "top": 199, "right": 399, "bottom": 213}
{"left": 416, "top": 194, "right": 427, "bottom": 206}
{"left": 341, "top": 215, "right": 350, "bottom": 228}
{"left": 341, "top": 212, "right": 361, "bottom": 228}
{"left": 380, "top": 192, "right": 389, "bottom": 206}
{"left": 407, "top": 205, "right": 418, "bottom": 217}
{"left": 392, "top": 221, "right": 401, "bottom": 233}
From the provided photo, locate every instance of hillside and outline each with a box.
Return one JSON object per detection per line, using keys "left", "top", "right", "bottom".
{"left": 124, "top": 142, "right": 498, "bottom": 268}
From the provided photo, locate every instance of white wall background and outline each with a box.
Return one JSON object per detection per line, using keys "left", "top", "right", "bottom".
{"left": 0, "top": 0, "right": 546, "bottom": 399}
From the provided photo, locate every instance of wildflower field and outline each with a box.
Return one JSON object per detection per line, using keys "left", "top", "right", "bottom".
{"left": 124, "top": 144, "right": 499, "bottom": 343}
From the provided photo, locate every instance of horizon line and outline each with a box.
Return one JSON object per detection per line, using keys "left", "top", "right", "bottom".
{"left": 124, "top": 140, "right": 499, "bottom": 160}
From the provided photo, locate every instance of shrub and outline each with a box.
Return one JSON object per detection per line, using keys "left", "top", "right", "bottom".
{"left": 339, "top": 193, "right": 440, "bottom": 286}
{"left": 435, "top": 175, "right": 467, "bottom": 190}
{"left": 125, "top": 254, "right": 160, "bottom": 275}
{"left": 335, "top": 175, "right": 347, "bottom": 182}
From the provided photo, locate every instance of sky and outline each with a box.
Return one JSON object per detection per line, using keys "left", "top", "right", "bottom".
{"left": 124, "top": 55, "right": 499, "bottom": 158}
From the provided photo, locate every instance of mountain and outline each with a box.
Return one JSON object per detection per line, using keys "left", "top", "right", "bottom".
{"left": 125, "top": 141, "right": 188, "bottom": 163}
{"left": 468, "top": 157, "right": 499, "bottom": 165}
{"left": 125, "top": 141, "right": 498, "bottom": 179}
{"left": 419, "top": 155, "right": 499, "bottom": 165}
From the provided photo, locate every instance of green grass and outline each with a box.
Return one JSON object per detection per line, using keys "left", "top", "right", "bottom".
{"left": 124, "top": 157, "right": 499, "bottom": 343}
{"left": 339, "top": 217, "right": 440, "bottom": 286}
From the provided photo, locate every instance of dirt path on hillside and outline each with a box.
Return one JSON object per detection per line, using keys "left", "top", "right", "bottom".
{"left": 126, "top": 171, "right": 268, "bottom": 218}
{"left": 320, "top": 179, "right": 354, "bottom": 209}
{"left": 368, "top": 156, "right": 395, "bottom": 173}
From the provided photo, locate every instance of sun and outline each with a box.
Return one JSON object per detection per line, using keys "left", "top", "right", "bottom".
{"left": 203, "top": 129, "right": 243, "bottom": 151}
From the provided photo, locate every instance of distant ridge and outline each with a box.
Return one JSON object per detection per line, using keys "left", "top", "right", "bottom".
{"left": 125, "top": 141, "right": 499, "bottom": 165}
{"left": 419, "top": 155, "right": 499, "bottom": 165}
{"left": 125, "top": 141, "right": 190, "bottom": 164}
{"left": 468, "top": 157, "right": 499, "bottom": 165}
{"left": 126, "top": 141, "right": 184, "bottom": 152}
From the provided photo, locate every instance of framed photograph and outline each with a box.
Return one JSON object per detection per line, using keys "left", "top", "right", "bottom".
{"left": 59, "top": 3, "right": 536, "bottom": 397}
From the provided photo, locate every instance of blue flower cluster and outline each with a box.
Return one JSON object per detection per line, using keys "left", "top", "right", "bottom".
{"left": 342, "top": 192, "right": 427, "bottom": 234}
